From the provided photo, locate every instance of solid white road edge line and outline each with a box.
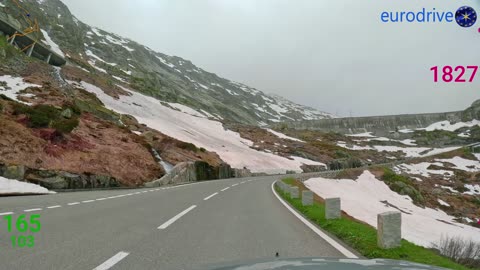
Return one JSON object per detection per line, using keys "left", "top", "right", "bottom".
{"left": 158, "top": 205, "right": 197, "bottom": 230}
{"left": 92, "top": 251, "right": 129, "bottom": 270}
{"left": 271, "top": 181, "right": 358, "bottom": 259}
{"left": 221, "top": 187, "right": 230, "bottom": 192}
{"left": 203, "top": 192, "right": 218, "bottom": 201}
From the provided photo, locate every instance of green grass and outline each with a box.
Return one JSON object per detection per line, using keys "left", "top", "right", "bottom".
{"left": 282, "top": 177, "right": 296, "bottom": 186}
{"left": 276, "top": 180, "right": 471, "bottom": 270}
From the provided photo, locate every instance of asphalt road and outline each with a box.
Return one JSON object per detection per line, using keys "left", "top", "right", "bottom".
{"left": 0, "top": 176, "right": 348, "bottom": 270}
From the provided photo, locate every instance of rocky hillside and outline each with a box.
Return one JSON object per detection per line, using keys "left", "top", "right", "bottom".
{"left": 0, "top": 0, "right": 333, "bottom": 125}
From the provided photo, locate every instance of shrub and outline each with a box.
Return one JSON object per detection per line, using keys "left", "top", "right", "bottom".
{"left": 51, "top": 118, "right": 80, "bottom": 134}
{"left": 199, "top": 147, "right": 206, "bottom": 152}
{"left": 176, "top": 141, "right": 198, "bottom": 152}
{"left": 433, "top": 236, "right": 480, "bottom": 268}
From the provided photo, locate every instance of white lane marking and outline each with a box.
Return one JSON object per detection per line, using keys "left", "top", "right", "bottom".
{"left": 47, "top": 205, "right": 61, "bottom": 209}
{"left": 220, "top": 187, "right": 230, "bottom": 192}
{"left": 158, "top": 205, "right": 197, "bottom": 230}
{"left": 68, "top": 202, "right": 80, "bottom": 206}
{"left": 271, "top": 181, "right": 358, "bottom": 258}
{"left": 92, "top": 251, "right": 129, "bottom": 270}
{"left": 231, "top": 183, "right": 238, "bottom": 187}
{"left": 240, "top": 181, "right": 246, "bottom": 184}
{"left": 203, "top": 192, "right": 218, "bottom": 201}
{"left": 82, "top": 200, "right": 95, "bottom": 203}
{"left": 0, "top": 212, "right": 13, "bottom": 216}
{"left": 96, "top": 198, "right": 107, "bottom": 201}
{"left": 24, "top": 208, "right": 42, "bottom": 212}
{"left": 106, "top": 196, "right": 117, "bottom": 199}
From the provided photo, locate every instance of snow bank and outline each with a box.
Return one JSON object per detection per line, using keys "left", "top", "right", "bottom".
{"left": 75, "top": 81, "right": 320, "bottom": 173}
{"left": 0, "top": 75, "right": 40, "bottom": 104}
{"left": 0, "top": 176, "right": 53, "bottom": 195}
{"left": 40, "top": 29, "right": 64, "bottom": 57}
{"left": 422, "top": 120, "right": 480, "bottom": 132}
{"left": 305, "top": 171, "right": 480, "bottom": 248}
{"left": 265, "top": 129, "right": 305, "bottom": 143}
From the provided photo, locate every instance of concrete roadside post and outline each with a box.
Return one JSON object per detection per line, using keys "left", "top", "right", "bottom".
{"left": 302, "top": 190, "right": 313, "bottom": 206}
{"left": 325, "top": 198, "right": 341, "bottom": 219}
{"left": 290, "top": 186, "right": 299, "bottom": 199}
{"left": 377, "top": 211, "right": 401, "bottom": 249}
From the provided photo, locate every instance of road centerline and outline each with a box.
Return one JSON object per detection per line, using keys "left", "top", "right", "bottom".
{"left": 158, "top": 205, "right": 197, "bottom": 230}
{"left": 203, "top": 192, "right": 218, "bottom": 201}
{"left": 0, "top": 212, "right": 13, "bottom": 216}
{"left": 220, "top": 187, "right": 230, "bottom": 192}
{"left": 92, "top": 251, "right": 129, "bottom": 270}
{"left": 24, "top": 208, "right": 42, "bottom": 212}
{"left": 47, "top": 205, "right": 61, "bottom": 209}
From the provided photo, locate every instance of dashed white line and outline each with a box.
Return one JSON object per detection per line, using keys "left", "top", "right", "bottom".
{"left": 158, "top": 205, "right": 197, "bottom": 230}
{"left": 203, "top": 192, "right": 218, "bottom": 201}
{"left": 231, "top": 183, "right": 238, "bottom": 187}
{"left": 106, "top": 196, "right": 117, "bottom": 199}
{"left": 68, "top": 202, "right": 80, "bottom": 206}
{"left": 92, "top": 251, "right": 129, "bottom": 270}
{"left": 82, "top": 200, "right": 95, "bottom": 203}
{"left": 221, "top": 187, "right": 230, "bottom": 192}
{"left": 96, "top": 198, "right": 107, "bottom": 201}
{"left": 24, "top": 208, "right": 42, "bottom": 212}
{"left": 47, "top": 205, "right": 61, "bottom": 209}
{"left": 0, "top": 212, "right": 13, "bottom": 216}
{"left": 240, "top": 181, "right": 246, "bottom": 184}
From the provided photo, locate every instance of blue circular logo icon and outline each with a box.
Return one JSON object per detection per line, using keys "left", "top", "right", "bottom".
{"left": 455, "top": 6, "right": 477, "bottom": 27}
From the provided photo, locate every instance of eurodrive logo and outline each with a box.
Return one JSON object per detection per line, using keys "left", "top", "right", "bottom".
{"left": 380, "top": 6, "right": 477, "bottom": 30}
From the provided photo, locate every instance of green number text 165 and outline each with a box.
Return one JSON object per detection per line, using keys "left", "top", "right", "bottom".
{"left": 3, "top": 214, "right": 41, "bottom": 233}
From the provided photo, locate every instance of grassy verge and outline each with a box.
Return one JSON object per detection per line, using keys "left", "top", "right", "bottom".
{"left": 275, "top": 178, "right": 471, "bottom": 270}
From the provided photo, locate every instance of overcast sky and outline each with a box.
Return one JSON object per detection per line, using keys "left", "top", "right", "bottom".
{"left": 60, "top": 0, "right": 480, "bottom": 117}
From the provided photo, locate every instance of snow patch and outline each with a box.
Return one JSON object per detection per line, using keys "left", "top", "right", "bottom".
{"left": 305, "top": 171, "right": 480, "bottom": 248}
{"left": 0, "top": 176, "right": 53, "bottom": 195}
{"left": 422, "top": 120, "right": 480, "bottom": 132}
{"left": 75, "top": 81, "right": 316, "bottom": 173}
{"left": 40, "top": 29, "right": 64, "bottom": 57}
{"left": 266, "top": 129, "right": 305, "bottom": 143}
{"left": 437, "top": 199, "right": 450, "bottom": 207}
{"left": 0, "top": 75, "right": 40, "bottom": 104}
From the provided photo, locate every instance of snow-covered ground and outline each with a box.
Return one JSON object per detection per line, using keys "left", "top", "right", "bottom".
{"left": 394, "top": 162, "right": 454, "bottom": 178}
{"left": 40, "top": 29, "right": 64, "bottom": 57}
{"left": 0, "top": 75, "right": 40, "bottom": 104}
{"left": 305, "top": 171, "right": 480, "bottom": 248}
{"left": 73, "top": 81, "right": 322, "bottom": 173}
{"left": 436, "top": 156, "right": 480, "bottom": 172}
{"left": 0, "top": 176, "right": 53, "bottom": 195}
{"left": 421, "top": 120, "right": 480, "bottom": 132}
{"left": 265, "top": 129, "right": 305, "bottom": 143}
{"left": 336, "top": 142, "right": 460, "bottom": 158}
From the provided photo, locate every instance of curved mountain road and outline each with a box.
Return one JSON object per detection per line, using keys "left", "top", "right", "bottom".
{"left": 0, "top": 176, "right": 349, "bottom": 270}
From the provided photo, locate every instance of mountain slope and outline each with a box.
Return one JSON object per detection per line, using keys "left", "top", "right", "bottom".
{"left": 1, "top": 0, "right": 333, "bottom": 125}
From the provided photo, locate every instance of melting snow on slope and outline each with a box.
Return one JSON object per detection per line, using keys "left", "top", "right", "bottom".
{"left": 75, "top": 81, "right": 320, "bottom": 173}
{"left": 265, "top": 129, "right": 305, "bottom": 143}
{"left": 85, "top": 50, "right": 117, "bottom": 66}
{"left": 305, "top": 171, "right": 480, "bottom": 248}
{"left": 0, "top": 2, "right": 5, "bottom": 7}
{"left": 40, "top": 29, "right": 64, "bottom": 57}
{"left": 421, "top": 120, "right": 480, "bottom": 132}
{"left": 394, "top": 163, "right": 454, "bottom": 178}
{"left": 0, "top": 176, "right": 53, "bottom": 195}
{"left": 437, "top": 199, "right": 450, "bottom": 207}
{"left": 346, "top": 132, "right": 376, "bottom": 138}
{"left": 337, "top": 142, "right": 460, "bottom": 158}
{"left": 0, "top": 75, "right": 40, "bottom": 104}
{"left": 435, "top": 156, "right": 480, "bottom": 172}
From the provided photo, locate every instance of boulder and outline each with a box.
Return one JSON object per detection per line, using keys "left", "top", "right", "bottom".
{"left": 3, "top": 165, "right": 25, "bottom": 180}
{"left": 61, "top": 108, "right": 72, "bottom": 119}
